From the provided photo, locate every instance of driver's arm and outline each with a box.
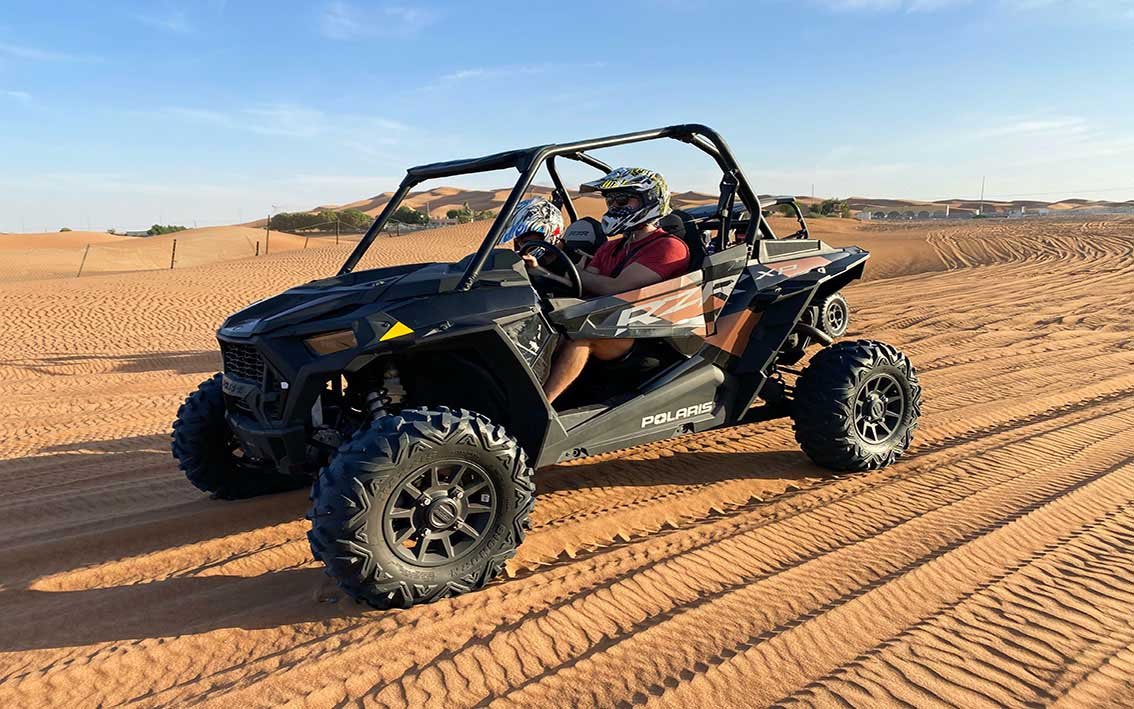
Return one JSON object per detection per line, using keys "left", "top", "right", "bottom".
{"left": 580, "top": 262, "right": 662, "bottom": 296}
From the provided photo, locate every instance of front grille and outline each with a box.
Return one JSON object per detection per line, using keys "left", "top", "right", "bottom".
{"left": 221, "top": 341, "right": 265, "bottom": 381}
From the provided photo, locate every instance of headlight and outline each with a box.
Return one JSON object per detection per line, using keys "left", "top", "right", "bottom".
{"left": 305, "top": 329, "right": 357, "bottom": 355}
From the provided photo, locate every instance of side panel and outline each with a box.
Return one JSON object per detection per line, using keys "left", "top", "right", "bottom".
{"left": 536, "top": 358, "right": 729, "bottom": 467}
{"left": 698, "top": 247, "right": 870, "bottom": 417}
{"left": 701, "top": 248, "right": 868, "bottom": 366}
{"left": 550, "top": 273, "right": 707, "bottom": 339}
{"left": 546, "top": 243, "right": 750, "bottom": 341}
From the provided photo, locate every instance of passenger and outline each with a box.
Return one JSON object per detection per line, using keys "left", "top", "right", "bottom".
{"left": 540, "top": 167, "right": 689, "bottom": 404}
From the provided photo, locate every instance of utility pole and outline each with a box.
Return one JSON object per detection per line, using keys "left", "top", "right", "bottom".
{"left": 335, "top": 216, "right": 340, "bottom": 245}
{"left": 978, "top": 176, "right": 986, "bottom": 216}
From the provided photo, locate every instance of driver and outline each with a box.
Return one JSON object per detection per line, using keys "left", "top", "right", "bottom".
{"left": 538, "top": 167, "right": 689, "bottom": 404}
{"left": 500, "top": 197, "right": 563, "bottom": 253}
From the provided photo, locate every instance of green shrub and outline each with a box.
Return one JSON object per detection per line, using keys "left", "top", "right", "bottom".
{"left": 390, "top": 206, "right": 428, "bottom": 225}
{"left": 446, "top": 202, "right": 494, "bottom": 224}
{"left": 147, "top": 224, "right": 187, "bottom": 236}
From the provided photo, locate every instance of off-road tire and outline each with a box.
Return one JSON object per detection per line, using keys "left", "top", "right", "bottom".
{"left": 817, "top": 292, "right": 850, "bottom": 338}
{"left": 307, "top": 407, "right": 535, "bottom": 609}
{"left": 171, "top": 374, "right": 308, "bottom": 499}
{"left": 792, "top": 340, "right": 921, "bottom": 471}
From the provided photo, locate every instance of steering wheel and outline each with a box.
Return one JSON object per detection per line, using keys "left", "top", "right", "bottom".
{"left": 518, "top": 241, "right": 583, "bottom": 299}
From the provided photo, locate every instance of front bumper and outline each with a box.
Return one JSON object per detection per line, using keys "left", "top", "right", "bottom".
{"left": 221, "top": 371, "right": 309, "bottom": 476}
{"left": 226, "top": 407, "right": 310, "bottom": 476}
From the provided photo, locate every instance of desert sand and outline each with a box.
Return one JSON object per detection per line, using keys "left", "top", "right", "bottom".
{"left": 0, "top": 226, "right": 332, "bottom": 282}
{"left": 1, "top": 215, "right": 1133, "bottom": 708}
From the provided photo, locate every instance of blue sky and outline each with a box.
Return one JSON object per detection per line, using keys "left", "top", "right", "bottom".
{"left": 1, "top": 0, "right": 1132, "bottom": 231}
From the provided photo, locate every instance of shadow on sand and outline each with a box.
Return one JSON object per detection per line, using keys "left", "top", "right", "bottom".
{"left": 2, "top": 433, "right": 820, "bottom": 652}
{"left": 0, "top": 349, "right": 220, "bottom": 377}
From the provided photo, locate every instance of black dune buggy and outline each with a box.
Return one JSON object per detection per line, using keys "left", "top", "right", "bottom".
{"left": 172, "top": 124, "right": 921, "bottom": 609}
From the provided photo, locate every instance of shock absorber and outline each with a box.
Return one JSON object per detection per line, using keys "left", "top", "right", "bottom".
{"left": 365, "top": 363, "right": 406, "bottom": 422}
{"left": 365, "top": 390, "right": 391, "bottom": 422}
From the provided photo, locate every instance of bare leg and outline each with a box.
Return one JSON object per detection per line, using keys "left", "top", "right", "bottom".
{"left": 544, "top": 339, "right": 592, "bottom": 404}
{"left": 544, "top": 338, "right": 634, "bottom": 405}
{"left": 592, "top": 338, "right": 634, "bottom": 361}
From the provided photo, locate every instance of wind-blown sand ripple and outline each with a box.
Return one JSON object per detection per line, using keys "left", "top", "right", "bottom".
{"left": 0, "top": 217, "right": 1132, "bottom": 707}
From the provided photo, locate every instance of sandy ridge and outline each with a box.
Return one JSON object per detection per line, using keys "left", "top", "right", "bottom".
{"left": 0, "top": 217, "right": 1132, "bottom": 707}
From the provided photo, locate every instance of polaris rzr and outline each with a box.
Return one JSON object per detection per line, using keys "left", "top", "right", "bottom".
{"left": 172, "top": 124, "right": 921, "bottom": 609}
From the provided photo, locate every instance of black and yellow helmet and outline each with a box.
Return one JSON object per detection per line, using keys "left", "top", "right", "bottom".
{"left": 581, "top": 167, "right": 671, "bottom": 235}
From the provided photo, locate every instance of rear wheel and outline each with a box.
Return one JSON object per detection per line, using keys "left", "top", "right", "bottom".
{"left": 307, "top": 407, "right": 534, "bottom": 609}
{"left": 791, "top": 340, "right": 921, "bottom": 471}
{"left": 171, "top": 374, "right": 308, "bottom": 499}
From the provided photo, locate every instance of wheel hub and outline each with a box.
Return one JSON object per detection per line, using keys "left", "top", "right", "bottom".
{"left": 853, "top": 373, "right": 906, "bottom": 445}
{"left": 866, "top": 394, "right": 886, "bottom": 421}
{"left": 825, "top": 300, "right": 847, "bottom": 334}
{"left": 426, "top": 497, "right": 461, "bottom": 530}
{"left": 384, "top": 461, "right": 498, "bottom": 567}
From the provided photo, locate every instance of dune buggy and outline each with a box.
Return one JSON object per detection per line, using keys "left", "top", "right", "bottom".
{"left": 172, "top": 124, "right": 921, "bottom": 609}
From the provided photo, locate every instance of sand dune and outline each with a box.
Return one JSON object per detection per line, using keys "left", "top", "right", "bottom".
{"left": 0, "top": 225, "right": 335, "bottom": 282}
{"left": 1, "top": 216, "right": 1132, "bottom": 707}
{"left": 0, "top": 230, "right": 130, "bottom": 250}
{"left": 308, "top": 185, "right": 1129, "bottom": 223}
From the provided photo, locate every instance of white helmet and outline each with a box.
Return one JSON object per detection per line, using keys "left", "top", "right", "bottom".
{"left": 580, "top": 167, "right": 671, "bottom": 236}
{"left": 500, "top": 197, "right": 563, "bottom": 245}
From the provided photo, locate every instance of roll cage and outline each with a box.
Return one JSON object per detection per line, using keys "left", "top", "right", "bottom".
{"left": 339, "top": 123, "right": 778, "bottom": 290}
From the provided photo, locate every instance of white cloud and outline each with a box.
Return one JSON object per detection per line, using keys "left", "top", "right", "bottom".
{"left": 0, "top": 41, "right": 87, "bottom": 62}
{"left": 240, "top": 105, "right": 327, "bottom": 138}
{"left": 975, "top": 116, "right": 1090, "bottom": 140}
{"left": 813, "top": 0, "right": 1134, "bottom": 15}
{"left": 151, "top": 104, "right": 411, "bottom": 153}
{"left": 441, "top": 68, "right": 489, "bottom": 81}
{"left": 320, "top": 2, "right": 439, "bottom": 39}
{"left": 3, "top": 89, "right": 31, "bottom": 102}
{"left": 1004, "top": 0, "right": 1134, "bottom": 18}
{"left": 132, "top": 9, "right": 192, "bottom": 34}
{"left": 812, "top": 0, "right": 972, "bottom": 11}
{"left": 162, "top": 106, "right": 232, "bottom": 124}
{"left": 424, "top": 62, "right": 607, "bottom": 92}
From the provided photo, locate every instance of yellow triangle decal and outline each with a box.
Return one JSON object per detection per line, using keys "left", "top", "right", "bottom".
{"left": 379, "top": 321, "right": 414, "bottom": 341}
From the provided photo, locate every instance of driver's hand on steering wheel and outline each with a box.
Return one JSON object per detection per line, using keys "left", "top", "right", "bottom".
{"left": 521, "top": 253, "right": 539, "bottom": 269}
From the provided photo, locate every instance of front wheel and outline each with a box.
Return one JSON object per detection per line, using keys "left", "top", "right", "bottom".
{"left": 171, "top": 374, "right": 308, "bottom": 499}
{"left": 791, "top": 340, "right": 921, "bottom": 471}
{"left": 307, "top": 407, "right": 535, "bottom": 609}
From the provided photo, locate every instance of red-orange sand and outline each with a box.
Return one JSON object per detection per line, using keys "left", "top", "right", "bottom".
{"left": 1, "top": 216, "right": 1133, "bottom": 707}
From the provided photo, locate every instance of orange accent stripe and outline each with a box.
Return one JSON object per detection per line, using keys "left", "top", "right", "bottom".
{"left": 615, "top": 273, "right": 698, "bottom": 302}
{"left": 705, "top": 309, "right": 762, "bottom": 355}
